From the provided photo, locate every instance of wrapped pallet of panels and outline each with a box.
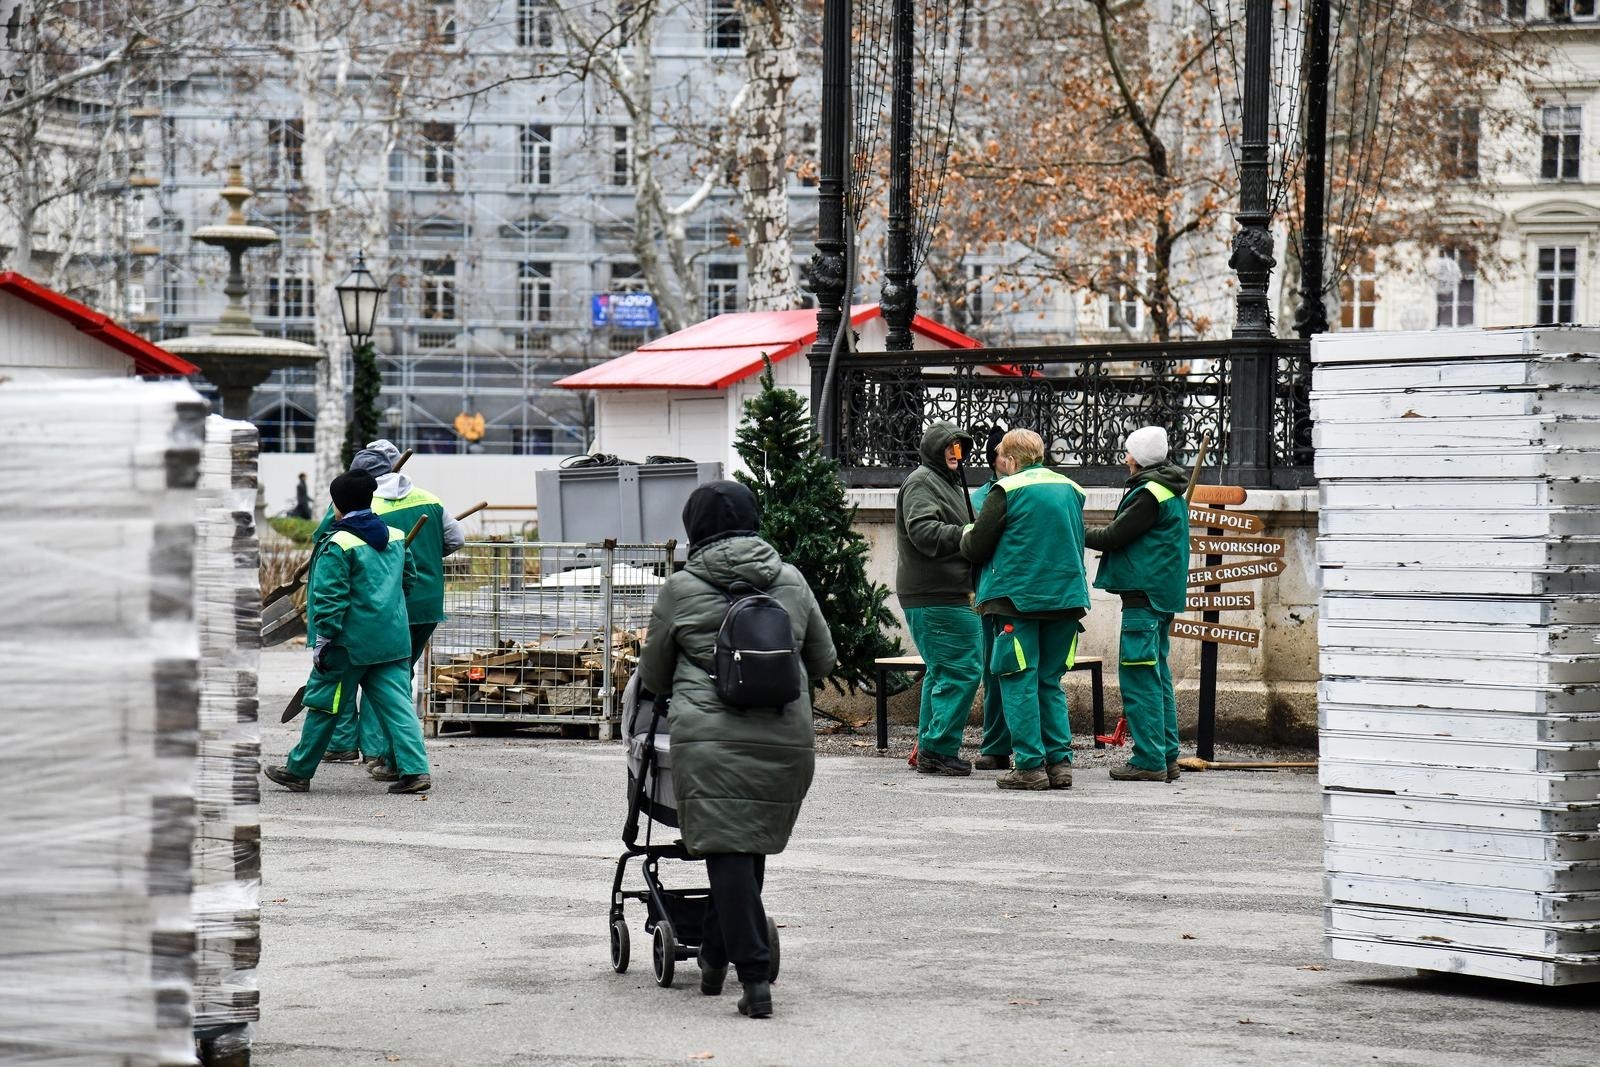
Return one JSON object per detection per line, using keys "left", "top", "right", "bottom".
{"left": 1313, "top": 328, "right": 1600, "bottom": 986}
{"left": 0, "top": 379, "right": 205, "bottom": 1063}
{"left": 192, "top": 417, "right": 262, "bottom": 1066}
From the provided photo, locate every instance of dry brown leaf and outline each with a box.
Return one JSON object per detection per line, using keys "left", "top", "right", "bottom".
{"left": 1237, "top": 1018, "right": 1256, "bottom": 1025}
{"left": 268, "top": 897, "right": 288, "bottom": 904}
{"left": 1181, "top": 933, "right": 1198, "bottom": 940}
{"left": 1297, "top": 964, "right": 1326, "bottom": 972}
{"left": 688, "top": 1053, "right": 715, "bottom": 1061}
{"left": 416, "top": 794, "right": 430, "bottom": 802}
{"left": 1008, "top": 998, "right": 1040, "bottom": 1007}
{"left": 386, "top": 1057, "right": 401, "bottom": 1063}
{"left": 372, "top": 813, "right": 387, "bottom": 819}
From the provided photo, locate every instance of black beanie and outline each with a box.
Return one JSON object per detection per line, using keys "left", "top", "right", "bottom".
{"left": 330, "top": 469, "right": 377, "bottom": 514}
{"left": 682, "top": 481, "right": 760, "bottom": 554}
{"left": 984, "top": 424, "right": 1005, "bottom": 471}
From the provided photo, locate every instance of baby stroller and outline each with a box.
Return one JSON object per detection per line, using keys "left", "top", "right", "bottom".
{"left": 609, "top": 672, "right": 780, "bottom": 988}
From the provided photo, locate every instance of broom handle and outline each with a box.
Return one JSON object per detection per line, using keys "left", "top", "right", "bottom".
{"left": 1183, "top": 432, "right": 1213, "bottom": 506}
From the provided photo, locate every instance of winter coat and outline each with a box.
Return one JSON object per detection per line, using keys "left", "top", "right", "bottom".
{"left": 638, "top": 535, "right": 837, "bottom": 856}
{"left": 304, "top": 511, "right": 417, "bottom": 665}
{"left": 314, "top": 469, "right": 465, "bottom": 625}
{"left": 894, "top": 422, "right": 978, "bottom": 608}
{"left": 1086, "top": 462, "right": 1191, "bottom": 615}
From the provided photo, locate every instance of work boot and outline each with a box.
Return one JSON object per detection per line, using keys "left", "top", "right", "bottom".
{"left": 263, "top": 765, "right": 310, "bottom": 793}
{"left": 698, "top": 955, "right": 728, "bottom": 996}
{"left": 1167, "top": 761, "right": 1182, "bottom": 782}
{"left": 367, "top": 761, "right": 399, "bottom": 782}
{"left": 737, "top": 979, "right": 773, "bottom": 1019}
{"left": 974, "top": 753, "right": 1011, "bottom": 771}
{"left": 320, "top": 749, "right": 359, "bottom": 763}
{"left": 1109, "top": 762, "right": 1166, "bottom": 782}
{"left": 915, "top": 750, "right": 973, "bottom": 777}
{"left": 1046, "top": 762, "right": 1073, "bottom": 789}
{"left": 996, "top": 767, "right": 1050, "bottom": 791}
{"left": 388, "top": 774, "right": 432, "bottom": 794}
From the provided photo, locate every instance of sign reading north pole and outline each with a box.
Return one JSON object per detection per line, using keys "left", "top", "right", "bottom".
{"left": 1177, "top": 485, "right": 1268, "bottom": 647}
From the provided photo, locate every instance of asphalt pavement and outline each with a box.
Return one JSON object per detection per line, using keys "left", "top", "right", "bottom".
{"left": 252, "top": 647, "right": 1599, "bottom": 1066}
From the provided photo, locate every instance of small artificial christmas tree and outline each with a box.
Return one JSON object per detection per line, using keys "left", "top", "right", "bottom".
{"left": 734, "top": 360, "right": 901, "bottom": 691}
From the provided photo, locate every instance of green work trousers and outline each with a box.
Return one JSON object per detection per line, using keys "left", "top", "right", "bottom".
{"left": 990, "top": 616, "right": 1076, "bottom": 771}
{"left": 1118, "top": 606, "right": 1178, "bottom": 772}
{"left": 979, "top": 614, "right": 1011, "bottom": 757}
{"left": 286, "top": 658, "right": 430, "bottom": 779}
{"left": 329, "top": 622, "right": 436, "bottom": 760}
{"left": 903, "top": 605, "right": 983, "bottom": 759}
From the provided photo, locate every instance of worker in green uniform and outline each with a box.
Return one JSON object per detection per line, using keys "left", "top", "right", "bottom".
{"left": 1085, "top": 426, "right": 1190, "bottom": 783}
{"left": 264, "top": 470, "right": 434, "bottom": 795}
{"left": 316, "top": 440, "right": 464, "bottom": 777}
{"left": 960, "top": 429, "right": 1089, "bottom": 791}
{"left": 894, "top": 421, "right": 982, "bottom": 776}
{"left": 968, "top": 425, "right": 1011, "bottom": 771}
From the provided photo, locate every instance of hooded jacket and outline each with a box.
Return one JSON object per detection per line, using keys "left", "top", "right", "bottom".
{"left": 638, "top": 483, "right": 836, "bottom": 856}
{"left": 315, "top": 451, "right": 465, "bottom": 625}
{"left": 304, "top": 510, "right": 417, "bottom": 665}
{"left": 894, "top": 422, "right": 978, "bottom": 608}
{"left": 1086, "top": 461, "right": 1191, "bottom": 614}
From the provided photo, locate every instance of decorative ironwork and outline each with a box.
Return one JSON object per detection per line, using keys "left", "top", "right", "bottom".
{"left": 817, "top": 340, "right": 1313, "bottom": 489}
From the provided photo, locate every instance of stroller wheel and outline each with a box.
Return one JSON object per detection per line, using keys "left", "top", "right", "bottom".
{"left": 652, "top": 919, "right": 677, "bottom": 988}
{"left": 767, "top": 917, "right": 781, "bottom": 983}
{"left": 610, "top": 918, "right": 630, "bottom": 974}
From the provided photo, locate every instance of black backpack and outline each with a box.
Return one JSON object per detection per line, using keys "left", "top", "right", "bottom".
{"left": 701, "top": 579, "right": 803, "bottom": 709}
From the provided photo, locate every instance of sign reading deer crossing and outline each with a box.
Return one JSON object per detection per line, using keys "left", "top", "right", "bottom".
{"left": 1171, "top": 618, "right": 1261, "bottom": 648}
{"left": 1187, "top": 591, "right": 1256, "bottom": 612}
{"left": 1188, "top": 506, "right": 1263, "bottom": 534}
{"left": 1188, "top": 557, "right": 1285, "bottom": 585}
{"left": 1190, "top": 535, "right": 1286, "bottom": 558}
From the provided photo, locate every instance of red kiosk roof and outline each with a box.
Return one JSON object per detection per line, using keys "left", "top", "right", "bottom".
{"left": 555, "top": 304, "right": 981, "bottom": 391}
{"left": 0, "top": 271, "right": 199, "bottom": 377}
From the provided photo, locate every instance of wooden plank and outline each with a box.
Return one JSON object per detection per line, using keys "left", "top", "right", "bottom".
{"left": 1190, "top": 484, "right": 1247, "bottom": 506}
{"left": 1187, "top": 557, "right": 1285, "bottom": 585}
{"left": 1171, "top": 618, "right": 1260, "bottom": 647}
{"left": 1191, "top": 534, "right": 1286, "bottom": 558}
{"left": 1186, "top": 591, "right": 1255, "bottom": 612}
{"left": 1188, "top": 506, "right": 1263, "bottom": 533}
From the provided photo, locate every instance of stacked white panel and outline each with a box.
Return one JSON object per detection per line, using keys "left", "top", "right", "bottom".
{"left": 0, "top": 380, "right": 205, "bottom": 1063}
{"left": 192, "top": 417, "right": 262, "bottom": 1064}
{"left": 1314, "top": 329, "right": 1600, "bottom": 986}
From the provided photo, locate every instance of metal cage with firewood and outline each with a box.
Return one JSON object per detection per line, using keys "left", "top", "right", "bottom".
{"left": 424, "top": 540, "right": 674, "bottom": 741}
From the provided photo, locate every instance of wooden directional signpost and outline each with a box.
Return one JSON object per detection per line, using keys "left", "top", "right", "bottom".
{"left": 1178, "top": 483, "right": 1271, "bottom": 761}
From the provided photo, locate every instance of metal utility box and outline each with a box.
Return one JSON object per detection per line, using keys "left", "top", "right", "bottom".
{"left": 536, "top": 462, "right": 721, "bottom": 560}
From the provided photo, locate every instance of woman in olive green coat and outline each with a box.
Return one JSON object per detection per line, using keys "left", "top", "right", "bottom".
{"left": 639, "top": 481, "right": 836, "bottom": 1020}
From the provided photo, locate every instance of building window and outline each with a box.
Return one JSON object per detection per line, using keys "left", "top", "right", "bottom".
{"left": 707, "top": 0, "right": 742, "bottom": 49}
{"left": 520, "top": 124, "right": 553, "bottom": 186}
{"left": 517, "top": 0, "right": 555, "bottom": 47}
{"left": 430, "top": 0, "right": 457, "bottom": 44}
{"left": 422, "top": 258, "right": 457, "bottom": 320}
{"left": 421, "top": 122, "right": 456, "bottom": 186}
{"left": 1339, "top": 251, "right": 1379, "bottom": 331}
{"left": 1441, "top": 107, "right": 1479, "bottom": 181}
{"left": 965, "top": 263, "right": 986, "bottom": 325}
{"left": 610, "top": 261, "right": 646, "bottom": 292}
{"left": 1536, "top": 245, "right": 1578, "bottom": 324}
{"left": 255, "top": 401, "right": 316, "bottom": 453}
{"left": 705, "top": 262, "right": 738, "bottom": 318}
{"left": 267, "top": 118, "right": 304, "bottom": 183}
{"left": 1547, "top": 0, "right": 1597, "bottom": 21}
{"left": 610, "top": 331, "right": 644, "bottom": 353}
{"left": 519, "top": 261, "right": 553, "bottom": 323}
{"left": 1106, "top": 252, "right": 1142, "bottom": 331}
{"left": 611, "top": 125, "right": 633, "bottom": 187}
{"left": 1435, "top": 247, "right": 1476, "bottom": 329}
{"left": 162, "top": 270, "right": 180, "bottom": 317}
{"left": 266, "top": 273, "right": 311, "bottom": 319}
{"left": 1541, "top": 105, "right": 1581, "bottom": 182}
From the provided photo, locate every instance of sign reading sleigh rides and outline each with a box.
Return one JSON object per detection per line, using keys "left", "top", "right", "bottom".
{"left": 1171, "top": 484, "right": 1277, "bottom": 650}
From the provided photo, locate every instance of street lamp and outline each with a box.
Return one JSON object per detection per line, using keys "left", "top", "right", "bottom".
{"left": 335, "top": 250, "right": 384, "bottom": 346}
{"left": 335, "top": 251, "right": 388, "bottom": 465}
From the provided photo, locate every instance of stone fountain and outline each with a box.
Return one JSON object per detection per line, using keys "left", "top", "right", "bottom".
{"left": 164, "top": 165, "right": 321, "bottom": 419}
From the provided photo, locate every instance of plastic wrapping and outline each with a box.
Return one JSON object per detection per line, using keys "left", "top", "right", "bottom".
{"left": 0, "top": 379, "right": 204, "bottom": 1066}
{"left": 191, "top": 417, "right": 262, "bottom": 1056}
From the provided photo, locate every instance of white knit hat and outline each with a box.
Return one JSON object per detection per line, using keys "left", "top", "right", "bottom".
{"left": 1125, "top": 426, "right": 1169, "bottom": 468}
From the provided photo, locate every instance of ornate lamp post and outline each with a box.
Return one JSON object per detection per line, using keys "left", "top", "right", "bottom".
{"left": 809, "top": 0, "right": 852, "bottom": 456}
{"left": 335, "top": 251, "right": 387, "bottom": 465}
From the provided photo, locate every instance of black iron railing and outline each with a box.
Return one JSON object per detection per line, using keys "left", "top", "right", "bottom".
{"left": 811, "top": 339, "right": 1313, "bottom": 489}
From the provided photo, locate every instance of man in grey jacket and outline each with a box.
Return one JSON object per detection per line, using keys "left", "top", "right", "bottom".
{"left": 894, "top": 422, "right": 981, "bottom": 776}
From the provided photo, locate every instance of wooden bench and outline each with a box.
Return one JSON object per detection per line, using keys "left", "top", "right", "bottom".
{"left": 872, "top": 653, "right": 1106, "bottom": 752}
